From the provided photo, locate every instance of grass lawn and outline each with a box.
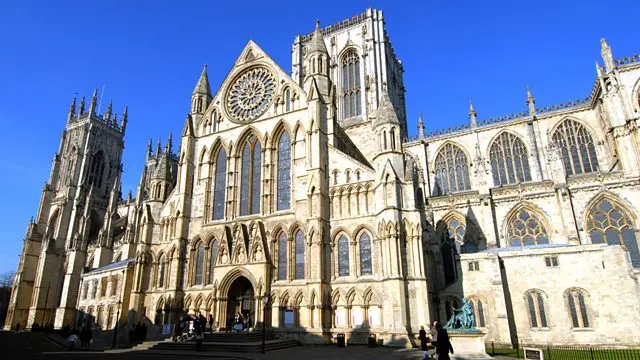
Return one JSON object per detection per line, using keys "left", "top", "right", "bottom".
{"left": 486, "top": 346, "right": 640, "bottom": 359}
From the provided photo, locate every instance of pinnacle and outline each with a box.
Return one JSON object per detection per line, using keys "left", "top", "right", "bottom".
{"left": 192, "top": 64, "right": 212, "bottom": 96}
{"left": 307, "top": 19, "right": 328, "bottom": 54}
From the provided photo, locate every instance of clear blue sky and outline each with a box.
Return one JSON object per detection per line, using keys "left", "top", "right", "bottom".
{"left": 0, "top": 0, "right": 637, "bottom": 274}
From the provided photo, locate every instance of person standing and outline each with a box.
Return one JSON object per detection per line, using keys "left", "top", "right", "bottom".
{"left": 208, "top": 314, "right": 214, "bottom": 333}
{"left": 418, "top": 325, "right": 429, "bottom": 360}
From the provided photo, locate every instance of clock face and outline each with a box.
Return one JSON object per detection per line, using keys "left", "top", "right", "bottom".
{"left": 226, "top": 67, "right": 276, "bottom": 123}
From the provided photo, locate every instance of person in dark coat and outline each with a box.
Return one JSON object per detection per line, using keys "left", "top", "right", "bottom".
{"left": 208, "top": 314, "right": 214, "bottom": 333}
{"left": 435, "top": 323, "right": 454, "bottom": 360}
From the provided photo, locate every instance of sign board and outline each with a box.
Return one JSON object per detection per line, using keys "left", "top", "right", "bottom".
{"left": 524, "top": 348, "right": 544, "bottom": 360}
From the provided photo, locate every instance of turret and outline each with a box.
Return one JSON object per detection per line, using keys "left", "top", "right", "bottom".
{"left": 303, "top": 21, "right": 331, "bottom": 100}
{"left": 104, "top": 101, "right": 113, "bottom": 121}
{"left": 192, "top": 64, "right": 212, "bottom": 115}
{"left": 146, "top": 138, "right": 153, "bottom": 160}
{"left": 373, "top": 85, "right": 402, "bottom": 157}
{"left": 79, "top": 96, "right": 86, "bottom": 115}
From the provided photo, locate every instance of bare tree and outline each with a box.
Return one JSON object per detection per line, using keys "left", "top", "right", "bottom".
{"left": 0, "top": 271, "right": 15, "bottom": 288}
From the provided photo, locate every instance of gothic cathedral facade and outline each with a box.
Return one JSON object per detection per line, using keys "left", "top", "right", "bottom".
{"left": 6, "top": 8, "right": 640, "bottom": 347}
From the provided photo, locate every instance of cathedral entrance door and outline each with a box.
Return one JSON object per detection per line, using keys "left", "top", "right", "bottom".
{"left": 226, "top": 276, "right": 255, "bottom": 331}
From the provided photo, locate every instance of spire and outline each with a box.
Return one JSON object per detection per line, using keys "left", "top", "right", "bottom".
{"left": 417, "top": 113, "right": 425, "bottom": 139}
{"left": 104, "top": 100, "right": 113, "bottom": 121}
{"left": 595, "top": 61, "right": 604, "bottom": 78}
{"left": 120, "top": 105, "right": 128, "bottom": 133}
{"left": 192, "top": 64, "right": 212, "bottom": 97}
{"left": 67, "top": 96, "right": 76, "bottom": 123}
{"left": 469, "top": 99, "right": 477, "bottom": 128}
{"left": 146, "top": 138, "right": 153, "bottom": 160}
{"left": 79, "top": 96, "right": 86, "bottom": 115}
{"left": 156, "top": 138, "right": 162, "bottom": 158}
{"left": 307, "top": 20, "right": 328, "bottom": 55}
{"left": 526, "top": 87, "right": 536, "bottom": 116}
{"left": 89, "top": 88, "right": 98, "bottom": 114}
{"left": 373, "top": 84, "right": 400, "bottom": 127}
{"left": 600, "top": 38, "right": 615, "bottom": 73}
{"left": 166, "top": 132, "right": 173, "bottom": 154}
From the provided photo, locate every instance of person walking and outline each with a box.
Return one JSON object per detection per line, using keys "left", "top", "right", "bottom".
{"left": 435, "top": 323, "right": 454, "bottom": 360}
{"left": 418, "top": 325, "right": 430, "bottom": 360}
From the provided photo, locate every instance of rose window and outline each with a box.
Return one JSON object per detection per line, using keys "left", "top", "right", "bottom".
{"left": 226, "top": 67, "right": 276, "bottom": 122}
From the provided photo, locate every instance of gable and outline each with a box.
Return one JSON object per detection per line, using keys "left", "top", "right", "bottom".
{"left": 199, "top": 41, "right": 308, "bottom": 131}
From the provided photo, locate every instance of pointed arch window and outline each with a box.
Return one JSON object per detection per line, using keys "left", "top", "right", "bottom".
{"left": 194, "top": 243, "right": 204, "bottom": 285}
{"left": 209, "top": 240, "right": 218, "bottom": 284}
{"left": 446, "top": 217, "right": 477, "bottom": 253}
{"left": 278, "top": 232, "right": 287, "bottom": 280}
{"left": 390, "top": 129, "right": 396, "bottom": 150}
{"left": 526, "top": 290, "right": 548, "bottom": 328}
{"left": 489, "top": 132, "right": 532, "bottom": 186}
{"left": 295, "top": 230, "right": 305, "bottom": 280}
{"left": 342, "top": 50, "right": 361, "bottom": 119}
{"left": 338, "top": 235, "right": 350, "bottom": 276}
{"left": 552, "top": 120, "right": 599, "bottom": 175}
{"left": 277, "top": 132, "right": 291, "bottom": 211}
{"left": 507, "top": 208, "right": 549, "bottom": 247}
{"left": 359, "top": 232, "right": 372, "bottom": 276}
{"left": 212, "top": 148, "right": 227, "bottom": 220}
{"left": 211, "top": 110, "right": 218, "bottom": 133}
{"left": 88, "top": 151, "right": 105, "bottom": 188}
{"left": 586, "top": 198, "right": 640, "bottom": 267}
{"left": 157, "top": 255, "right": 166, "bottom": 288}
{"left": 434, "top": 143, "right": 470, "bottom": 196}
{"left": 566, "top": 289, "right": 590, "bottom": 328}
{"left": 471, "top": 299, "right": 486, "bottom": 327}
{"left": 284, "top": 88, "right": 291, "bottom": 112}
{"left": 240, "top": 135, "right": 262, "bottom": 216}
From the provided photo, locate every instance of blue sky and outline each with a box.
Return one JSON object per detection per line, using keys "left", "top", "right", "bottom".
{"left": 0, "top": 0, "right": 638, "bottom": 274}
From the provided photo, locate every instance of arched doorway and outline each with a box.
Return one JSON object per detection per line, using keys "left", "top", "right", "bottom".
{"left": 226, "top": 276, "right": 255, "bottom": 330}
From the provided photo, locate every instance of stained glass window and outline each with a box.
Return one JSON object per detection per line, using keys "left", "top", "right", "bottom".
{"left": 359, "top": 233, "right": 372, "bottom": 275}
{"left": 434, "top": 143, "right": 470, "bottom": 195}
{"left": 277, "top": 132, "right": 291, "bottom": 211}
{"left": 342, "top": 51, "right": 361, "bottom": 119}
{"left": 446, "top": 217, "right": 477, "bottom": 253}
{"left": 240, "top": 135, "right": 262, "bottom": 216}
{"left": 489, "top": 132, "right": 532, "bottom": 186}
{"left": 209, "top": 240, "right": 218, "bottom": 284}
{"left": 586, "top": 198, "right": 640, "bottom": 267}
{"left": 526, "top": 290, "right": 548, "bottom": 328}
{"left": 552, "top": 120, "right": 599, "bottom": 176}
{"left": 338, "top": 235, "right": 350, "bottom": 276}
{"left": 195, "top": 243, "right": 204, "bottom": 285}
{"left": 295, "top": 230, "right": 305, "bottom": 280}
{"left": 278, "top": 232, "right": 287, "bottom": 280}
{"left": 213, "top": 149, "right": 226, "bottom": 220}
{"left": 507, "top": 209, "right": 549, "bottom": 247}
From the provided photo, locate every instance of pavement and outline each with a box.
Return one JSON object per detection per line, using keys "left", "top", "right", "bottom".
{"left": 1, "top": 330, "right": 515, "bottom": 359}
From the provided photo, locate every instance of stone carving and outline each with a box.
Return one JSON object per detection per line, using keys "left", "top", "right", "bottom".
{"left": 226, "top": 67, "right": 276, "bottom": 122}
{"left": 237, "top": 246, "right": 247, "bottom": 263}
{"left": 253, "top": 244, "right": 263, "bottom": 262}
{"left": 445, "top": 298, "right": 476, "bottom": 330}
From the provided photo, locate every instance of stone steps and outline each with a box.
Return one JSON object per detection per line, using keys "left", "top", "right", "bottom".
{"left": 148, "top": 338, "right": 299, "bottom": 353}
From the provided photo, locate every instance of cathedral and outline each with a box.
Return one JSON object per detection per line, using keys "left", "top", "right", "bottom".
{"left": 5, "top": 8, "right": 640, "bottom": 347}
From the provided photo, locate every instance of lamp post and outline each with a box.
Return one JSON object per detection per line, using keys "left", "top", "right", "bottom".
{"left": 261, "top": 294, "right": 269, "bottom": 354}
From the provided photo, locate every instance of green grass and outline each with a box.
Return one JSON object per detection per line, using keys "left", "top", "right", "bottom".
{"left": 485, "top": 346, "right": 640, "bottom": 359}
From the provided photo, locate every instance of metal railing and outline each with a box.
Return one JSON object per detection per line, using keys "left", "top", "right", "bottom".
{"left": 487, "top": 341, "right": 640, "bottom": 359}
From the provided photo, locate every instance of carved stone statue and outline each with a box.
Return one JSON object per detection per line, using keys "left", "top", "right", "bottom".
{"left": 445, "top": 298, "right": 476, "bottom": 330}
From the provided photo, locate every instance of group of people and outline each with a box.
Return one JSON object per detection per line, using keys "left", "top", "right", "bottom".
{"left": 66, "top": 326, "right": 93, "bottom": 349}
{"left": 417, "top": 321, "right": 455, "bottom": 360}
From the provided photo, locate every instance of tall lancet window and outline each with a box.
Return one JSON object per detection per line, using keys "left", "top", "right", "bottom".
{"left": 359, "top": 232, "right": 372, "bottom": 276}
{"left": 552, "top": 120, "right": 599, "bottom": 175}
{"left": 212, "top": 148, "right": 227, "bottom": 220}
{"left": 342, "top": 50, "right": 361, "bottom": 119}
{"left": 284, "top": 88, "right": 291, "bottom": 112}
{"left": 88, "top": 151, "right": 105, "bottom": 188}
{"left": 489, "top": 132, "right": 532, "bottom": 186}
{"left": 278, "top": 232, "right": 287, "bottom": 280}
{"left": 157, "top": 255, "right": 166, "bottom": 288}
{"left": 194, "top": 243, "right": 204, "bottom": 285}
{"left": 294, "top": 230, "right": 305, "bottom": 280}
{"left": 240, "top": 135, "right": 262, "bottom": 216}
{"left": 338, "top": 235, "right": 350, "bottom": 276}
{"left": 277, "top": 132, "right": 291, "bottom": 211}
{"left": 433, "top": 143, "right": 470, "bottom": 196}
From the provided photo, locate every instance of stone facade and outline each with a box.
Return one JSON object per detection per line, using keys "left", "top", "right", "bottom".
{"left": 5, "top": 7, "right": 640, "bottom": 348}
